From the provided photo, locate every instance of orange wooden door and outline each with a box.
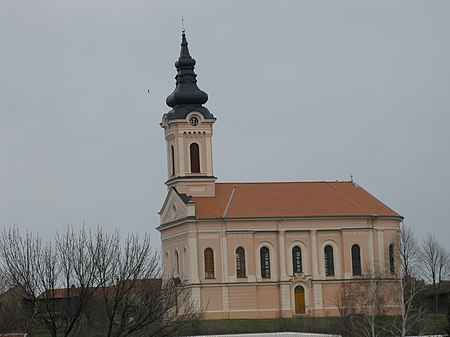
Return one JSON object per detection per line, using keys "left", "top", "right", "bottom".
{"left": 294, "top": 286, "right": 305, "bottom": 314}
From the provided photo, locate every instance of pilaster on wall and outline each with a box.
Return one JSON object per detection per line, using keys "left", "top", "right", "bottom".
{"left": 191, "top": 287, "right": 202, "bottom": 311}
{"left": 377, "top": 230, "right": 385, "bottom": 273}
{"left": 205, "top": 135, "right": 213, "bottom": 175}
{"left": 188, "top": 234, "right": 199, "bottom": 284}
{"left": 222, "top": 286, "right": 229, "bottom": 316}
{"left": 368, "top": 230, "right": 375, "bottom": 273}
{"left": 177, "top": 135, "right": 185, "bottom": 176}
{"left": 305, "top": 234, "right": 325, "bottom": 314}
{"left": 278, "top": 230, "right": 288, "bottom": 281}
{"left": 220, "top": 229, "right": 229, "bottom": 283}
{"left": 313, "top": 283, "right": 323, "bottom": 310}
{"left": 311, "top": 230, "right": 319, "bottom": 279}
{"left": 279, "top": 284, "right": 291, "bottom": 313}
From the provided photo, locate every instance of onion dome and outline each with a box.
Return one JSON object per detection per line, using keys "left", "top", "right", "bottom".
{"left": 165, "top": 32, "right": 214, "bottom": 120}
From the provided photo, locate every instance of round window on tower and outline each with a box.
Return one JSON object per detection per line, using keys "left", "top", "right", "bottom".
{"left": 189, "top": 116, "right": 199, "bottom": 126}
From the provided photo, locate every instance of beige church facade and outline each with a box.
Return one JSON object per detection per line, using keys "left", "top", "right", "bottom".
{"left": 158, "top": 32, "right": 403, "bottom": 319}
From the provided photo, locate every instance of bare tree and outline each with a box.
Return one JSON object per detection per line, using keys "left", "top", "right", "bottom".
{"left": 399, "top": 224, "right": 420, "bottom": 278}
{"left": 0, "top": 227, "right": 99, "bottom": 337}
{"left": 382, "top": 224, "right": 426, "bottom": 336}
{"left": 0, "top": 228, "right": 56, "bottom": 335}
{"left": 420, "top": 233, "right": 450, "bottom": 311}
{"left": 0, "top": 227, "right": 200, "bottom": 337}
{"left": 337, "top": 267, "right": 398, "bottom": 337}
{"left": 389, "top": 267, "right": 426, "bottom": 337}
{"left": 53, "top": 227, "right": 101, "bottom": 336}
{"left": 91, "top": 230, "right": 200, "bottom": 337}
{"left": 0, "top": 287, "right": 30, "bottom": 335}
{"left": 0, "top": 272, "right": 8, "bottom": 293}
{"left": 437, "top": 245, "right": 450, "bottom": 282}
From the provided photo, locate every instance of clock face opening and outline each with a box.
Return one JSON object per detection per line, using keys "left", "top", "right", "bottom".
{"left": 189, "top": 116, "right": 199, "bottom": 126}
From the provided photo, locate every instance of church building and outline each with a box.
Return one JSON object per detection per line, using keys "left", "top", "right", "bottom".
{"left": 158, "top": 32, "right": 403, "bottom": 319}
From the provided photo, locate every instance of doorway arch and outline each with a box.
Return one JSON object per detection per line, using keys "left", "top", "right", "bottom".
{"left": 294, "top": 285, "right": 305, "bottom": 314}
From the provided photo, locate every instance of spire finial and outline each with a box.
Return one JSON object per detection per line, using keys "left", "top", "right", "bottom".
{"left": 181, "top": 16, "right": 185, "bottom": 34}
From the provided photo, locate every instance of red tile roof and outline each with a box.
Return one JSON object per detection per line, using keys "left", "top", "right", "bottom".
{"left": 191, "top": 181, "right": 401, "bottom": 219}
{"left": 36, "top": 279, "right": 162, "bottom": 300}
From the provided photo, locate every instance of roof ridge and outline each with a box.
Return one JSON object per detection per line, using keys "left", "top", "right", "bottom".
{"left": 222, "top": 187, "right": 236, "bottom": 217}
{"left": 324, "top": 181, "right": 363, "bottom": 210}
{"left": 216, "top": 180, "right": 353, "bottom": 185}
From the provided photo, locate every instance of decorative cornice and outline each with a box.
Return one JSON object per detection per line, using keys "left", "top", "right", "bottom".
{"left": 165, "top": 175, "right": 217, "bottom": 185}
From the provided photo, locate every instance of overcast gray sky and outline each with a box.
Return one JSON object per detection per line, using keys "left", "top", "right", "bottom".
{"left": 1, "top": 1, "right": 449, "bottom": 252}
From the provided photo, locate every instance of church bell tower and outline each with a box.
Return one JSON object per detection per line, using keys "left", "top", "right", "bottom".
{"left": 160, "top": 31, "right": 216, "bottom": 196}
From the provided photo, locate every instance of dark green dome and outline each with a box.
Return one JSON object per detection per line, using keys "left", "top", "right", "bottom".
{"left": 165, "top": 32, "right": 214, "bottom": 120}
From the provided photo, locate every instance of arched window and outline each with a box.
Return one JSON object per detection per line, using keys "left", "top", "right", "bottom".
{"left": 183, "top": 247, "right": 188, "bottom": 276}
{"left": 175, "top": 251, "right": 180, "bottom": 275}
{"left": 389, "top": 244, "right": 395, "bottom": 274}
{"left": 324, "top": 245, "right": 335, "bottom": 276}
{"left": 292, "top": 246, "right": 302, "bottom": 274}
{"left": 204, "top": 248, "right": 214, "bottom": 279}
{"left": 171, "top": 145, "right": 175, "bottom": 176}
{"left": 236, "top": 247, "right": 246, "bottom": 278}
{"left": 260, "top": 247, "right": 271, "bottom": 279}
{"left": 165, "top": 252, "right": 170, "bottom": 274}
{"left": 190, "top": 143, "right": 200, "bottom": 173}
{"left": 351, "top": 244, "right": 361, "bottom": 276}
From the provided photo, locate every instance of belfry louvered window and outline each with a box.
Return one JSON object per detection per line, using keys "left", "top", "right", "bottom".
{"left": 190, "top": 143, "right": 200, "bottom": 173}
{"left": 171, "top": 145, "right": 175, "bottom": 176}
